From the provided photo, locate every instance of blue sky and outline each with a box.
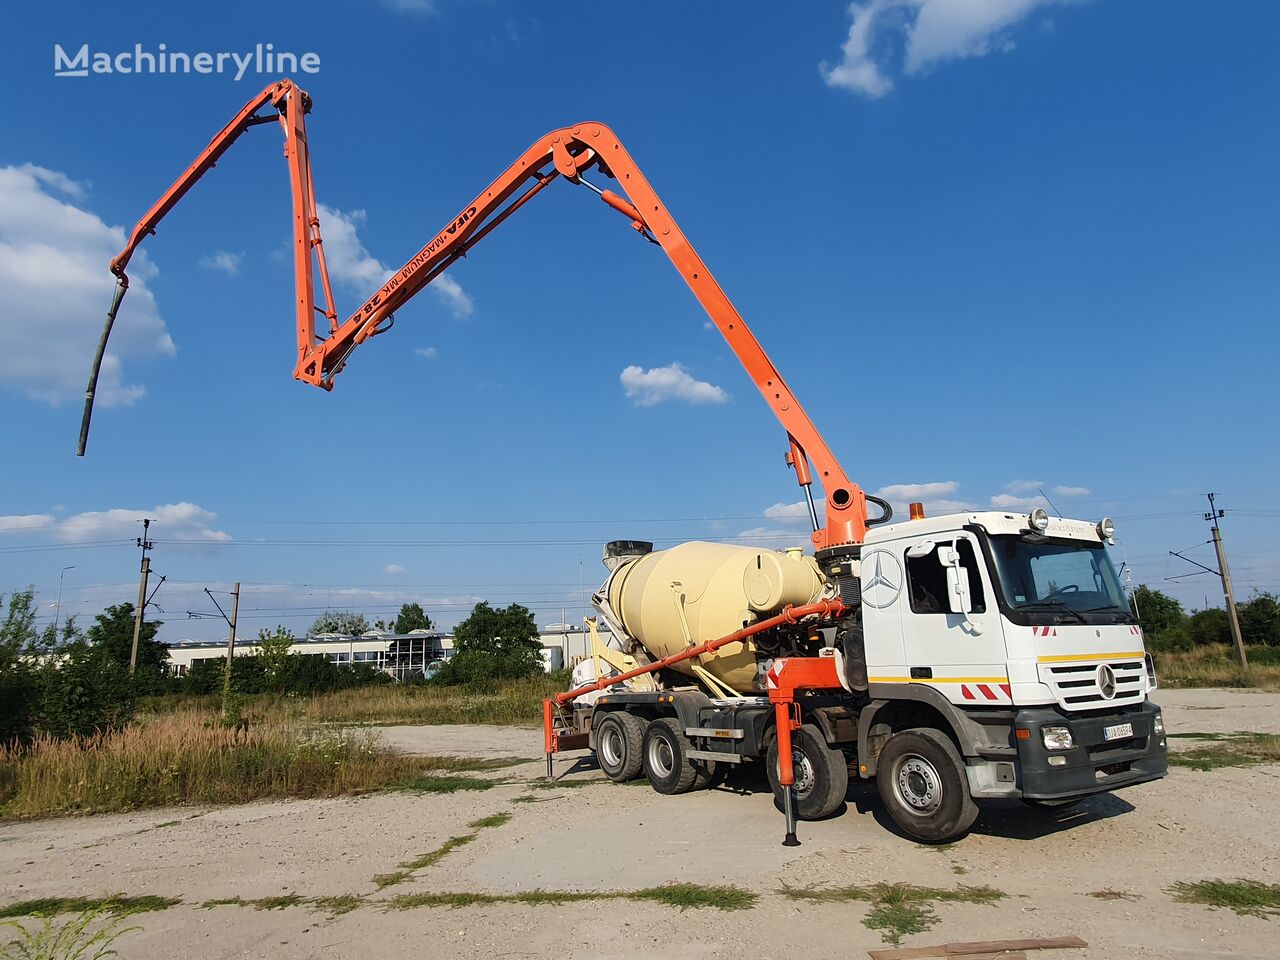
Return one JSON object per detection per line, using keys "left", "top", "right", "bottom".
{"left": 2, "top": 0, "right": 1277, "bottom": 642}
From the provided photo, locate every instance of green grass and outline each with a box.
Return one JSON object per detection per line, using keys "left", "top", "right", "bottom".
{"left": 779, "top": 883, "right": 1005, "bottom": 944}
{"left": 527, "top": 778, "right": 601, "bottom": 790}
{"left": 309, "top": 894, "right": 362, "bottom": 917}
{"left": 0, "top": 895, "right": 179, "bottom": 919}
{"left": 1168, "top": 733, "right": 1280, "bottom": 771}
{"left": 1153, "top": 645, "right": 1280, "bottom": 691}
{"left": 388, "top": 883, "right": 757, "bottom": 912}
{"left": 0, "top": 907, "right": 141, "bottom": 960}
{"left": 1169, "top": 880, "right": 1280, "bottom": 918}
{"left": 0, "top": 711, "right": 459, "bottom": 820}
{"left": 200, "top": 894, "right": 305, "bottom": 911}
{"left": 390, "top": 775, "right": 500, "bottom": 794}
{"left": 373, "top": 808, "right": 512, "bottom": 888}
{"left": 1089, "top": 889, "right": 1141, "bottom": 901}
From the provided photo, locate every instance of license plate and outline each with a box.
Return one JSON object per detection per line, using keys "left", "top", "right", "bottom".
{"left": 1103, "top": 722, "right": 1133, "bottom": 742}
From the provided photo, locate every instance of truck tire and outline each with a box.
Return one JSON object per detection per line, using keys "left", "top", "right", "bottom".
{"left": 595, "top": 712, "right": 644, "bottom": 782}
{"left": 642, "top": 718, "right": 700, "bottom": 794}
{"left": 766, "top": 723, "right": 849, "bottom": 820}
{"left": 876, "top": 727, "right": 979, "bottom": 843}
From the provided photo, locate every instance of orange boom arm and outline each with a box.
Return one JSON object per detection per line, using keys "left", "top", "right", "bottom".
{"left": 83, "top": 80, "right": 876, "bottom": 548}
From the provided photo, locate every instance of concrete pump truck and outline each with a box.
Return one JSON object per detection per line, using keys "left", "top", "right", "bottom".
{"left": 81, "top": 80, "right": 1168, "bottom": 844}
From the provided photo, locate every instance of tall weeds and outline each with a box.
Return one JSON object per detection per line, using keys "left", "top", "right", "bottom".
{"left": 0, "top": 711, "right": 434, "bottom": 819}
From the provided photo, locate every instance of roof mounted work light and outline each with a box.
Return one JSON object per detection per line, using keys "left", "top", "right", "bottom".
{"left": 1029, "top": 508, "right": 1050, "bottom": 532}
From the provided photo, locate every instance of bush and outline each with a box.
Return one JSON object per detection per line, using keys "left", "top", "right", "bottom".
{"left": 35, "top": 643, "right": 138, "bottom": 740}
{"left": 1240, "top": 592, "right": 1280, "bottom": 646}
{"left": 1189, "top": 608, "right": 1231, "bottom": 647}
{"left": 184, "top": 655, "right": 267, "bottom": 695}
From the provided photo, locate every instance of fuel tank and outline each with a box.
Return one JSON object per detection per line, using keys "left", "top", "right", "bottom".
{"left": 604, "top": 541, "right": 825, "bottom": 693}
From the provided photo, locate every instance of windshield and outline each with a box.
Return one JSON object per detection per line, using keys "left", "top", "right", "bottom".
{"left": 988, "top": 535, "right": 1130, "bottom": 615}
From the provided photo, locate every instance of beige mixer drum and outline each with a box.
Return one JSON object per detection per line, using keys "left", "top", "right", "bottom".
{"left": 605, "top": 541, "right": 824, "bottom": 693}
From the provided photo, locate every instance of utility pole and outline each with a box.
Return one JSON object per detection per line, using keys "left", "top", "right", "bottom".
{"left": 129, "top": 518, "right": 154, "bottom": 674}
{"left": 54, "top": 564, "right": 76, "bottom": 640}
{"left": 1205, "top": 493, "right": 1248, "bottom": 670}
{"left": 222, "top": 582, "right": 240, "bottom": 713}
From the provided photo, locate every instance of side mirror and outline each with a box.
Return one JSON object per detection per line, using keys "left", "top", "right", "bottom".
{"left": 945, "top": 564, "right": 973, "bottom": 615}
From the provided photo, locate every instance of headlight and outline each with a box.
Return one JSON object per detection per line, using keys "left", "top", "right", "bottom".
{"left": 1153, "top": 713, "right": 1165, "bottom": 735}
{"left": 1042, "top": 725, "right": 1075, "bottom": 751}
{"left": 1029, "top": 508, "right": 1050, "bottom": 532}
{"left": 1097, "top": 517, "right": 1116, "bottom": 543}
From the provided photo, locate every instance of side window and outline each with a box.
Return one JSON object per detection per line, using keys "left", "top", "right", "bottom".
{"left": 906, "top": 539, "right": 986, "bottom": 614}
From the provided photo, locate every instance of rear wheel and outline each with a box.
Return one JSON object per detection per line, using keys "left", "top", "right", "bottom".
{"left": 595, "top": 712, "right": 644, "bottom": 782}
{"left": 876, "top": 727, "right": 979, "bottom": 842}
{"left": 766, "top": 724, "right": 849, "bottom": 820}
{"left": 642, "top": 718, "right": 700, "bottom": 794}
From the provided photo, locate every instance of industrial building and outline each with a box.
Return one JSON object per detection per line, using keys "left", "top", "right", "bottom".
{"left": 165, "top": 624, "right": 615, "bottom": 681}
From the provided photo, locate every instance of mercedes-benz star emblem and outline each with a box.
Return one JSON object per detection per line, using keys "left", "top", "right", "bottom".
{"left": 1096, "top": 663, "right": 1117, "bottom": 700}
{"left": 861, "top": 550, "right": 903, "bottom": 609}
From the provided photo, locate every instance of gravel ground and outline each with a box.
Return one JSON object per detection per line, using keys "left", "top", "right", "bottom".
{"left": 2, "top": 688, "right": 1278, "bottom": 960}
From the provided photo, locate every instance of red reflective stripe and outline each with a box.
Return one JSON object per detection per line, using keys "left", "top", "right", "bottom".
{"left": 977, "top": 684, "right": 997, "bottom": 701}
{"left": 961, "top": 684, "right": 976, "bottom": 701}
{"left": 1000, "top": 683, "right": 1012, "bottom": 698}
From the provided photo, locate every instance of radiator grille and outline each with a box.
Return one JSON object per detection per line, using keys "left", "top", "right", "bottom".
{"left": 1042, "top": 659, "right": 1145, "bottom": 711}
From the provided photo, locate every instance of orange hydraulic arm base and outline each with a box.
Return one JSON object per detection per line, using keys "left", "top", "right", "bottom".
{"left": 541, "top": 599, "right": 844, "bottom": 845}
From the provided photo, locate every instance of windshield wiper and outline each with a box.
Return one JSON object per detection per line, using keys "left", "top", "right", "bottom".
{"left": 1020, "top": 600, "right": 1087, "bottom": 623}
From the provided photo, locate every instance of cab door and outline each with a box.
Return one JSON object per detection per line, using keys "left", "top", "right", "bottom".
{"left": 900, "top": 532, "right": 1008, "bottom": 699}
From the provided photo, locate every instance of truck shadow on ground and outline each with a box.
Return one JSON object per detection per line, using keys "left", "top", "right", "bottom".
{"left": 549, "top": 756, "right": 1135, "bottom": 844}
{"left": 707, "top": 763, "right": 1136, "bottom": 843}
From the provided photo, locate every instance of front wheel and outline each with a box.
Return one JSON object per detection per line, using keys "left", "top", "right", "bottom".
{"left": 876, "top": 727, "right": 979, "bottom": 842}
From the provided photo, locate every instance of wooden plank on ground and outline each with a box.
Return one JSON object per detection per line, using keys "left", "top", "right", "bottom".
{"left": 945, "top": 938, "right": 1087, "bottom": 955}
{"left": 869, "top": 937, "right": 1086, "bottom": 960}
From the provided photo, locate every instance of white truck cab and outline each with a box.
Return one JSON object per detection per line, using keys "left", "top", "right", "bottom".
{"left": 851, "top": 508, "right": 1167, "bottom": 834}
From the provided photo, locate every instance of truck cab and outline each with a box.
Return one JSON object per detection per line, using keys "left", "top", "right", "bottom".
{"left": 854, "top": 508, "right": 1168, "bottom": 835}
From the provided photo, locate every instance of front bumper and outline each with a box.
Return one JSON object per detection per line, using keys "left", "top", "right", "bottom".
{"left": 1015, "top": 700, "right": 1168, "bottom": 800}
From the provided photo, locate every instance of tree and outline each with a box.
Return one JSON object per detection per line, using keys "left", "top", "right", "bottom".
{"left": 1132, "top": 586, "right": 1190, "bottom": 651}
{"left": 435, "top": 602, "right": 543, "bottom": 685}
{"left": 1188, "top": 608, "right": 1230, "bottom": 646}
{"left": 256, "top": 625, "right": 295, "bottom": 683}
{"left": 1239, "top": 592, "right": 1280, "bottom": 647}
{"left": 393, "top": 602, "right": 433, "bottom": 634}
{"left": 309, "top": 610, "right": 370, "bottom": 636}
{"left": 87, "top": 603, "right": 167, "bottom": 671}
{"left": 0, "top": 588, "right": 42, "bottom": 743}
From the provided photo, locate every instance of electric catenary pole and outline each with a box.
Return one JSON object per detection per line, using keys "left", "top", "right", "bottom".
{"left": 1204, "top": 494, "right": 1248, "bottom": 669}
{"left": 129, "top": 518, "right": 154, "bottom": 674}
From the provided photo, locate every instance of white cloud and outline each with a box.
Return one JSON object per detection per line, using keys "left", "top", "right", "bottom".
{"left": 432, "top": 274, "right": 474, "bottom": 319}
{"left": 0, "top": 514, "right": 54, "bottom": 533}
{"left": 198, "top": 250, "right": 243, "bottom": 275}
{"left": 415, "top": 346, "right": 438, "bottom": 359}
{"left": 821, "top": 0, "right": 1069, "bottom": 98}
{"left": 47, "top": 502, "right": 231, "bottom": 543}
{"left": 385, "top": 563, "right": 404, "bottom": 575}
{"left": 1053, "top": 485, "right": 1090, "bottom": 497}
{"left": 318, "top": 203, "right": 474, "bottom": 318}
{"left": 877, "top": 481, "right": 960, "bottom": 501}
{"left": 764, "top": 501, "right": 811, "bottom": 520}
{"left": 990, "top": 492, "right": 1049, "bottom": 510}
{"left": 0, "top": 164, "right": 174, "bottom": 407}
{"left": 620, "top": 363, "right": 728, "bottom": 407}
{"left": 316, "top": 205, "right": 387, "bottom": 288}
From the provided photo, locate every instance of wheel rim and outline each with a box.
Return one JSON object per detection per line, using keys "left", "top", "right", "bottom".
{"left": 600, "top": 725, "right": 623, "bottom": 769}
{"left": 779, "top": 748, "right": 817, "bottom": 800}
{"left": 648, "top": 735, "right": 675, "bottom": 778}
{"left": 894, "top": 753, "right": 942, "bottom": 814}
